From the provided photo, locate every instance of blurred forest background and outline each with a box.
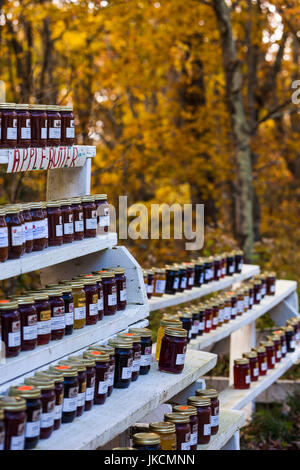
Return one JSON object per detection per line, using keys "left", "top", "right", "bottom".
{"left": 0, "top": 0, "right": 299, "bottom": 286}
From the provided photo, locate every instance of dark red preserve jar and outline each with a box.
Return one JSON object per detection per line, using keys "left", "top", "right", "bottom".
{"left": 33, "top": 292, "right": 51, "bottom": 346}
{"left": 196, "top": 389, "right": 219, "bottom": 435}
{"left": 16, "top": 296, "right": 38, "bottom": 351}
{"left": 0, "top": 396, "right": 26, "bottom": 450}
{"left": 0, "top": 103, "right": 17, "bottom": 148}
{"left": 173, "top": 405, "right": 198, "bottom": 450}
{"left": 24, "top": 377, "right": 55, "bottom": 440}
{"left": 83, "top": 351, "right": 110, "bottom": 404}
{"left": 102, "top": 272, "right": 117, "bottom": 316}
{"left": 187, "top": 396, "right": 211, "bottom": 445}
{"left": 82, "top": 195, "right": 97, "bottom": 238}
{"left": 158, "top": 327, "right": 187, "bottom": 374}
{"left": 29, "top": 104, "right": 47, "bottom": 147}
{"left": 16, "top": 104, "right": 31, "bottom": 148}
{"left": 5, "top": 206, "right": 23, "bottom": 260}
{"left": 71, "top": 197, "right": 84, "bottom": 241}
{"left": 46, "top": 201, "right": 63, "bottom": 246}
{"left": 234, "top": 358, "right": 250, "bottom": 389}
{"left": 47, "top": 105, "right": 61, "bottom": 147}
{"left": 60, "top": 106, "right": 75, "bottom": 146}
{"left": 0, "top": 300, "right": 21, "bottom": 358}
{"left": 0, "top": 208, "right": 8, "bottom": 263}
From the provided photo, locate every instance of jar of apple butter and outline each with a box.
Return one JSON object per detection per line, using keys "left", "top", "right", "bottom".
{"left": 0, "top": 103, "right": 17, "bottom": 148}
{"left": 0, "top": 208, "right": 8, "bottom": 262}
{"left": 22, "top": 203, "right": 33, "bottom": 254}
{"left": 47, "top": 105, "right": 61, "bottom": 147}
{"left": 46, "top": 201, "right": 63, "bottom": 246}
{"left": 60, "top": 106, "right": 75, "bottom": 146}
{"left": 16, "top": 104, "right": 31, "bottom": 148}
{"left": 0, "top": 396, "right": 26, "bottom": 450}
{"left": 82, "top": 195, "right": 97, "bottom": 238}
{"left": 5, "top": 206, "right": 23, "bottom": 259}
{"left": 30, "top": 202, "right": 47, "bottom": 251}
{"left": 71, "top": 197, "right": 84, "bottom": 241}
{"left": 94, "top": 194, "right": 110, "bottom": 234}
{"left": 0, "top": 300, "right": 21, "bottom": 358}
{"left": 29, "top": 104, "right": 47, "bottom": 147}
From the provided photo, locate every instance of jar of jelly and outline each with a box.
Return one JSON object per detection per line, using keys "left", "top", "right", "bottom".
{"left": 102, "top": 272, "right": 117, "bottom": 316}
{"left": 153, "top": 268, "right": 166, "bottom": 297}
{"left": 82, "top": 195, "right": 97, "bottom": 238}
{"left": 211, "top": 302, "right": 219, "bottom": 330}
{"left": 0, "top": 409, "right": 4, "bottom": 450}
{"left": 213, "top": 256, "right": 221, "bottom": 281}
{"left": 71, "top": 282, "right": 86, "bottom": 329}
{"left": 112, "top": 268, "right": 127, "bottom": 310}
{"left": 236, "top": 291, "right": 244, "bottom": 316}
{"left": 30, "top": 202, "right": 47, "bottom": 251}
{"left": 185, "top": 263, "right": 195, "bottom": 289}
{"left": 220, "top": 254, "right": 226, "bottom": 278}
{"left": 17, "top": 296, "right": 37, "bottom": 351}
{"left": 118, "top": 332, "right": 141, "bottom": 381}
{"left": 253, "top": 280, "right": 262, "bottom": 304}
{"left": 266, "top": 272, "right": 276, "bottom": 296}
{"left": 22, "top": 203, "right": 33, "bottom": 254}
{"left": 16, "top": 104, "right": 31, "bottom": 148}
{"left": 49, "top": 365, "right": 78, "bottom": 423}
{"left": 164, "top": 412, "right": 191, "bottom": 450}
{"left": 40, "top": 202, "right": 49, "bottom": 248}
{"left": 9, "top": 385, "right": 41, "bottom": 450}
{"left": 195, "top": 389, "right": 219, "bottom": 435}
{"left": 46, "top": 201, "right": 63, "bottom": 246}
{"left": 60, "top": 106, "right": 75, "bottom": 146}
{"left": 203, "top": 258, "right": 212, "bottom": 284}
{"left": 287, "top": 318, "right": 300, "bottom": 345}
{"left": 194, "top": 260, "right": 204, "bottom": 287}
{"left": 59, "top": 360, "right": 86, "bottom": 416}
{"left": 108, "top": 338, "right": 133, "bottom": 389}
{"left": 268, "top": 335, "right": 282, "bottom": 363}
{"left": 0, "top": 396, "right": 26, "bottom": 450}
{"left": 273, "top": 330, "right": 287, "bottom": 358}
{"left": 24, "top": 377, "right": 55, "bottom": 439}
{"left": 217, "top": 298, "right": 225, "bottom": 326}
{"left": 0, "top": 208, "right": 8, "bottom": 262}
{"left": 146, "top": 269, "right": 154, "bottom": 298}
{"left": 242, "top": 288, "right": 249, "bottom": 313}
{"left": 92, "top": 274, "right": 104, "bottom": 321}
{"left": 175, "top": 265, "right": 186, "bottom": 292}
{"left": 133, "top": 432, "right": 161, "bottom": 450}
{"left": 82, "top": 278, "right": 99, "bottom": 325}
{"left": 0, "top": 103, "right": 17, "bottom": 148}
{"left": 165, "top": 266, "right": 179, "bottom": 294}
{"left": 204, "top": 303, "right": 213, "bottom": 333}
{"left": 94, "top": 194, "right": 110, "bottom": 234}
{"left": 243, "top": 352, "right": 259, "bottom": 382}
{"left": 177, "top": 312, "right": 193, "bottom": 343}
{"left": 173, "top": 405, "right": 198, "bottom": 450}
{"left": 252, "top": 346, "right": 267, "bottom": 376}
{"left": 47, "top": 105, "right": 61, "bottom": 147}
{"left": 259, "top": 274, "right": 267, "bottom": 298}
{"left": 57, "top": 199, "right": 74, "bottom": 244}
{"left": 0, "top": 300, "right": 21, "bottom": 358}
{"left": 72, "top": 356, "right": 96, "bottom": 411}
{"left": 88, "top": 344, "right": 115, "bottom": 396}
{"left": 83, "top": 351, "right": 110, "bottom": 403}
{"left": 158, "top": 327, "right": 187, "bottom": 374}
{"left": 58, "top": 284, "right": 74, "bottom": 335}
{"left": 223, "top": 297, "right": 231, "bottom": 323}
{"left": 235, "top": 250, "right": 243, "bottom": 273}
{"left": 284, "top": 326, "right": 296, "bottom": 352}
{"left": 226, "top": 252, "right": 235, "bottom": 276}
{"left": 29, "top": 104, "right": 47, "bottom": 147}
{"left": 156, "top": 318, "right": 182, "bottom": 361}
{"left": 149, "top": 422, "right": 176, "bottom": 450}
{"left": 71, "top": 197, "right": 84, "bottom": 241}
{"left": 260, "top": 341, "right": 275, "bottom": 369}
{"left": 33, "top": 292, "right": 51, "bottom": 346}
{"left": 198, "top": 305, "right": 206, "bottom": 336}
{"left": 35, "top": 370, "right": 64, "bottom": 430}
{"left": 129, "top": 327, "right": 152, "bottom": 375}
{"left": 48, "top": 290, "right": 65, "bottom": 340}
{"left": 233, "top": 358, "right": 250, "bottom": 389}
{"left": 18, "top": 208, "right": 26, "bottom": 256}
{"left": 230, "top": 293, "right": 237, "bottom": 319}
{"left": 5, "top": 206, "right": 23, "bottom": 259}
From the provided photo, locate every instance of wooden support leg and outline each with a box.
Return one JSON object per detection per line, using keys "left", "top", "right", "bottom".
{"left": 221, "top": 430, "right": 240, "bottom": 450}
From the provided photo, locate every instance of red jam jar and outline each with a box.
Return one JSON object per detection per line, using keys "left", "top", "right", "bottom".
{"left": 9, "top": 385, "right": 41, "bottom": 450}
{"left": 82, "top": 195, "right": 97, "bottom": 238}
{"left": 46, "top": 201, "right": 63, "bottom": 246}
{"left": 102, "top": 272, "right": 117, "bottom": 316}
{"left": 185, "top": 263, "right": 195, "bottom": 290}
{"left": 18, "top": 208, "right": 26, "bottom": 257}
{"left": 42, "top": 202, "right": 49, "bottom": 249}
{"left": 0, "top": 396, "right": 26, "bottom": 450}
{"left": 260, "top": 341, "right": 275, "bottom": 369}
{"left": 47, "top": 105, "right": 61, "bottom": 147}
{"left": 24, "top": 377, "right": 55, "bottom": 440}
{"left": 213, "top": 256, "right": 221, "bottom": 281}
{"left": 204, "top": 304, "right": 213, "bottom": 333}
{"left": 118, "top": 332, "right": 141, "bottom": 382}
{"left": 59, "top": 360, "right": 86, "bottom": 417}
{"left": 89, "top": 344, "right": 115, "bottom": 396}
{"left": 16, "top": 104, "right": 31, "bottom": 148}
{"left": 196, "top": 389, "right": 219, "bottom": 435}
{"left": 0, "top": 208, "right": 8, "bottom": 262}
{"left": 230, "top": 293, "right": 238, "bottom": 319}
{"left": 60, "top": 199, "right": 74, "bottom": 244}
{"left": 252, "top": 346, "right": 267, "bottom": 376}
{"left": 5, "top": 205, "right": 23, "bottom": 260}
{"left": 173, "top": 405, "right": 198, "bottom": 450}
{"left": 236, "top": 291, "right": 244, "bottom": 316}
{"left": 158, "top": 327, "right": 187, "bottom": 374}
{"left": 144, "top": 269, "right": 154, "bottom": 299}
{"left": 217, "top": 298, "right": 225, "bottom": 326}
{"left": 223, "top": 297, "right": 232, "bottom": 323}
{"left": 94, "top": 194, "right": 110, "bottom": 234}
{"left": 49, "top": 365, "right": 78, "bottom": 424}
{"left": 84, "top": 351, "right": 110, "bottom": 403}
{"left": 0, "top": 103, "right": 17, "bottom": 148}
{"left": 220, "top": 254, "right": 226, "bottom": 278}
{"left": 33, "top": 292, "right": 51, "bottom": 346}
{"left": 266, "top": 272, "right": 276, "bottom": 296}
{"left": 187, "top": 396, "right": 211, "bottom": 445}
{"left": 60, "top": 106, "right": 75, "bottom": 146}
{"left": 253, "top": 280, "right": 262, "bottom": 304}
{"left": 164, "top": 412, "right": 191, "bottom": 450}
{"left": 29, "top": 104, "right": 47, "bottom": 147}
{"left": 17, "top": 296, "right": 38, "bottom": 351}
{"left": 234, "top": 358, "right": 251, "bottom": 389}
{"left": 0, "top": 300, "right": 21, "bottom": 358}
{"left": 190, "top": 309, "right": 199, "bottom": 339}
{"left": 22, "top": 203, "right": 33, "bottom": 254}
{"left": 129, "top": 327, "right": 152, "bottom": 375}
{"left": 235, "top": 250, "right": 243, "bottom": 274}
{"left": 30, "top": 202, "right": 47, "bottom": 251}
{"left": 68, "top": 356, "right": 95, "bottom": 412}
{"left": 108, "top": 338, "right": 133, "bottom": 389}
{"left": 35, "top": 370, "right": 64, "bottom": 431}
{"left": 268, "top": 335, "right": 282, "bottom": 363}
{"left": 82, "top": 278, "right": 99, "bottom": 325}
{"left": 243, "top": 352, "right": 259, "bottom": 382}
{"left": 211, "top": 303, "right": 219, "bottom": 330}
{"left": 71, "top": 197, "right": 84, "bottom": 241}
{"left": 273, "top": 330, "right": 287, "bottom": 358}
{"left": 47, "top": 290, "right": 65, "bottom": 341}
{"left": 112, "top": 268, "right": 127, "bottom": 311}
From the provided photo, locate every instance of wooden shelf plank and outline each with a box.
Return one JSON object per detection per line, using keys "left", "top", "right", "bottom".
{"left": 149, "top": 264, "right": 260, "bottom": 312}
{"left": 0, "top": 145, "right": 96, "bottom": 165}
{"left": 197, "top": 410, "right": 245, "bottom": 450}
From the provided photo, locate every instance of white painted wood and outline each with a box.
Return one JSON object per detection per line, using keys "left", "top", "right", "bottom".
{"left": 0, "top": 233, "right": 117, "bottom": 281}
{"left": 46, "top": 157, "right": 92, "bottom": 200}
{"left": 136, "top": 404, "right": 173, "bottom": 423}
{"left": 269, "top": 291, "right": 300, "bottom": 326}
{"left": 35, "top": 350, "right": 217, "bottom": 450}
{"left": 170, "top": 378, "right": 206, "bottom": 405}
{"left": 149, "top": 265, "right": 260, "bottom": 312}
{"left": 0, "top": 146, "right": 96, "bottom": 166}
{"left": 221, "top": 430, "right": 240, "bottom": 450}
{"left": 197, "top": 410, "right": 244, "bottom": 450}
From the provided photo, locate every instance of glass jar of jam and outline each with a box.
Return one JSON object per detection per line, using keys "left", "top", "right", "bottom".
{"left": 35, "top": 370, "right": 64, "bottom": 430}
{"left": 287, "top": 318, "right": 300, "bottom": 345}
{"left": 0, "top": 208, "right": 8, "bottom": 262}
{"left": 266, "top": 272, "right": 276, "bottom": 296}
{"left": 158, "top": 327, "right": 187, "bottom": 374}
{"left": 47, "top": 105, "right": 61, "bottom": 147}
{"left": 252, "top": 346, "right": 267, "bottom": 376}
{"left": 57, "top": 284, "right": 74, "bottom": 335}
{"left": 88, "top": 344, "right": 115, "bottom": 396}
{"left": 133, "top": 432, "right": 161, "bottom": 450}
{"left": 102, "top": 272, "right": 117, "bottom": 316}
{"left": 108, "top": 338, "right": 133, "bottom": 389}
{"left": 94, "top": 194, "right": 110, "bottom": 234}
{"left": 0, "top": 396, "right": 26, "bottom": 450}
{"left": 30, "top": 202, "right": 47, "bottom": 251}
{"left": 112, "top": 268, "right": 127, "bottom": 310}
{"left": 164, "top": 412, "right": 191, "bottom": 450}
{"left": 243, "top": 352, "right": 259, "bottom": 382}
{"left": 81, "top": 278, "right": 99, "bottom": 326}
{"left": 217, "top": 298, "right": 224, "bottom": 326}
{"left": 70, "top": 282, "right": 86, "bottom": 329}
{"left": 273, "top": 330, "right": 287, "bottom": 358}
{"left": 185, "top": 263, "right": 195, "bottom": 290}
{"left": 33, "top": 292, "right": 51, "bottom": 346}
{"left": 220, "top": 254, "right": 226, "bottom": 278}
{"left": 230, "top": 293, "right": 237, "bottom": 319}
{"left": 9, "top": 385, "right": 41, "bottom": 450}
{"left": 268, "top": 335, "right": 282, "bottom": 363}
{"left": 72, "top": 356, "right": 96, "bottom": 411}
{"left": 0, "top": 103, "right": 17, "bottom": 148}
{"left": 84, "top": 350, "right": 110, "bottom": 403}
{"left": 70, "top": 197, "right": 84, "bottom": 241}
{"left": 59, "top": 359, "right": 87, "bottom": 416}
{"left": 284, "top": 326, "right": 296, "bottom": 352}
{"left": 91, "top": 274, "right": 104, "bottom": 321}
{"left": 24, "top": 377, "right": 55, "bottom": 439}
{"left": 198, "top": 305, "right": 206, "bottom": 336}
{"left": 17, "top": 296, "right": 37, "bottom": 351}
{"left": 46, "top": 201, "right": 63, "bottom": 246}
{"left": 0, "top": 300, "right": 21, "bottom": 358}
{"left": 0, "top": 409, "right": 4, "bottom": 450}
{"left": 40, "top": 202, "right": 49, "bottom": 249}
{"left": 194, "top": 260, "right": 204, "bottom": 287}
{"left": 144, "top": 269, "right": 154, "bottom": 299}
{"left": 177, "top": 312, "right": 193, "bottom": 343}
{"left": 188, "top": 308, "right": 199, "bottom": 338}
{"left": 203, "top": 258, "right": 212, "bottom": 284}
{"left": 47, "top": 290, "right": 65, "bottom": 340}
{"left": 195, "top": 389, "right": 219, "bottom": 435}
{"left": 235, "top": 250, "right": 243, "bottom": 273}
{"left": 82, "top": 195, "right": 97, "bottom": 238}
{"left": 16, "top": 104, "right": 31, "bottom": 148}
{"left": 165, "top": 266, "right": 179, "bottom": 294}
{"left": 211, "top": 302, "right": 219, "bottom": 330}
{"left": 153, "top": 268, "right": 166, "bottom": 297}
{"left": 149, "top": 422, "right": 176, "bottom": 450}
{"left": 60, "top": 106, "right": 75, "bottom": 146}
{"left": 58, "top": 199, "right": 74, "bottom": 244}
{"left": 118, "top": 332, "right": 141, "bottom": 381}
{"left": 156, "top": 318, "right": 182, "bottom": 361}
{"left": 226, "top": 252, "right": 235, "bottom": 276}
{"left": 260, "top": 340, "right": 275, "bottom": 369}
{"left": 29, "top": 104, "right": 47, "bottom": 147}
{"left": 204, "top": 303, "right": 213, "bottom": 333}
{"left": 213, "top": 256, "right": 221, "bottom": 281}
{"left": 5, "top": 206, "right": 23, "bottom": 259}
{"left": 234, "top": 358, "right": 251, "bottom": 389}
{"left": 22, "top": 203, "right": 33, "bottom": 254}
{"left": 259, "top": 274, "right": 267, "bottom": 299}
{"left": 242, "top": 287, "right": 249, "bottom": 313}
{"left": 174, "top": 265, "right": 186, "bottom": 292}
{"left": 223, "top": 296, "right": 232, "bottom": 323}
{"left": 49, "top": 365, "right": 79, "bottom": 423}
{"left": 236, "top": 291, "right": 244, "bottom": 316}
{"left": 173, "top": 405, "right": 198, "bottom": 450}
{"left": 253, "top": 280, "right": 262, "bottom": 305}
{"left": 18, "top": 207, "right": 26, "bottom": 256}
{"left": 129, "top": 327, "right": 152, "bottom": 375}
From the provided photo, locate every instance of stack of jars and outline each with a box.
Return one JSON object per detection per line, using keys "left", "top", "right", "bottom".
{"left": 0, "top": 327, "right": 153, "bottom": 450}
{"left": 143, "top": 251, "right": 244, "bottom": 299}
{"left": 0, "top": 267, "right": 127, "bottom": 359}
{"left": 233, "top": 317, "right": 300, "bottom": 389}
{"left": 0, "top": 103, "right": 75, "bottom": 149}
{"left": 0, "top": 194, "right": 110, "bottom": 263}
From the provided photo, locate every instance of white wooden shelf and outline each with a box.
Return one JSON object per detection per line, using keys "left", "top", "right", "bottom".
{"left": 197, "top": 410, "right": 245, "bottom": 450}
{"left": 0, "top": 233, "right": 117, "bottom": 281}
{"left": 0, "top": 303, "right": 149, "bottom": 387}
{"left": 189, "top": 280, "right": 297, "bottom": 351}
{"left": 35, "top": 350, "right": 217, "bottom": 450}
{"left": 149, "top": 264, "right": 260, "bottom": 312}
{"left": 0, "top": 145, "right": 96, "bottom": 165}
{"left": 220, "top": 345, "right": 300, "bottom": 411}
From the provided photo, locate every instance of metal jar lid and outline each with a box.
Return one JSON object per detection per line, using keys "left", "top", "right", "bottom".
{"left": 108, "top": 338, "right": 133, "bottom": 349}
{"left": 9, "top": 385, "right": 41, "bottom": 399}
{"left": 187, "top": 396, "right": 211, "bottom": 407}
{"left": 164, "top": 327, "right": 187, "bottom": 338}
{"left": 129, "top": 327, "right": 152, "bottom": 338}
{"left": 164, "top": 412, "right": 190, "bottom": 424}
{"left": 49, "top": 365, "right": 78, "bottom": 377}
{"left": 0, "top": 395, "right": 26, "bottom": 411}
{"left": 195, "top": 388, "right": 219, "bottom": 398}
{"left": 25, "top": 376, "right": 55, "bottom": 390}
{"left": 133, "top": 432, "right": 160, "bottom": 446}
{"left": 0, "top": 300, "right": 19, "bottom": 310}
{"left": 83, "top": 350, "right": 110, "bottom": 362}
{"left": 149, "top": 421, "right": 176, "bottom": 434}
{"left": 118, "top": 332, "right": 141, "bottom": 343}
{"left": 173, "top": 405, "right": 197, "bottom": 416}
{"left": 234, "top": 358, "right": 250, "bottom": 365}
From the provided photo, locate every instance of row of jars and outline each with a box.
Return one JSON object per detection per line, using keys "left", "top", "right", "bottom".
{"left": 143, "top": 251, "right": 244, "bottom": 298}
{"left": 0, "top": 103, "right": 75, "bottom": 148}
{"left": 0, "top": 268, "right": 126, "bottom": 358}
{"left": 0, "top": 194, "right": 110, "bottom": 262}
{"left": 234, "top": 317, "right": 300, "bottom": 389}
{"left": 0, "top": 327, "right": 153, "bottom": 450}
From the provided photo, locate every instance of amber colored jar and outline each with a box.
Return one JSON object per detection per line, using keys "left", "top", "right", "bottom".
{"left": 35, "top": 370, "right": 64, "bottom": 430}
{"left": 266, "top": 272, "right": 276, "bottom": 296}
{"left": 71, "top": 197, "right": 84, "bottom": 241}
{"left": 0, "top": 300, "right": 21, "bottom": 358}
{"left": 234, "top": 358, "right": 250, "bottom": 389}
{"left": 268, "top": 335, "right": 282, "bottom": 363}
{"left": 46, "top": 201, "right": 63, "bottom": 246}
{"left": 84, "top": 351, "right": 110, "bottom": 403}
{"left": 158, "top": 327, "right": 187, "bottom": 374}
{"left": 5, "top": 206, "right": 23, "bottom": 259}
{"left": 82, "top": 195, "right": 97, "bottom": 238}
{"left": 0, "top": 409, "right": 4, "bottom": 450}
{"left": 60, "top": 106, "right": 75, "bottom": 146}
{"left": 236, "top": 291, "right": 244, "bottom": 316}
{"left": 0, "top": 103, "right": 17, "bottom": 148}
{"left": 260, "top": 340, "right": 275, "bottom": 369}
{"left": 59, "top": 360, "right": 86, "bottom": 417}
{"left": 220, "top": 254, "right": 226, "bottom": 278}
{"left": 22, "top": 203, "right": 33, "bottom": 254}
{"left": 252, "top": 346, "right": 267, "bottom": 376}
{"left": 24, "top": 377, "right": 55, "bottom": 440}
{"left": 242, "top": 288, "right": 250, "bottom": 313}
{"left": 17, "top": 296, "right": 38, "bottom": 351}
{"left": 30, "top": 202, "right": 47, "bottom": 251}
{"left": 89, "top": 344, "right": 115, "bottom": 397}
{"left": 153, "top": 268, "right": 166, "bottom": 297}
{"left": 108, "top": 338, "right": 133, "bottom": 389}
{"left": 173, "top": 405, "right": 198, "bottom": 450}
{"left": 0, "top": 396, "right": 26, "bottom": 450}
{"left": 149, "top": 422, "right": 176, "bottom": 450}
{"left": 47, "top": 105, "right": 61, "bottom": 147}
{"left": 67, "top": 282, "right": 85, "bottom": 330}
{"left": 101, "top": 272, "right": 117, "bottom": 316}
{"left": 156, "top": 318, "right": 182, "bottom": 361}
{"left": 133, "top": 432, "right": 161, "bottom": 451}
{"left": 129, "top": 327, "right": 152, "bottom": 375}
{"left": 164, "top": 412, "right": 191, "bottom": 450}
{"left": 16, "top": 104, "right": 31, "bottom": 148}
{"left": 0, "top": 208, "right": 8, "bottom": 262}
{"left": 196, "top": 389, "right": 219, "bottom": 435}
{"left": 118, "top": 332, "right": 141, "bottom": 382}
{"left": 204, "top": 303, "right": 213, "bottom": 333}
{"left": 9, "top": 385, "right": 41, "bottom": 450}
{"left": 33, "top": 292, "right": 51, "bottom": 346}
{"left": 94, "top": 194, "right": 110, "bottom": 234}
{"left": 243, "top": 352, "right": 259, "bottom": 382}
{"left": 29, "top": 104, "right": 47, "bottom": 147}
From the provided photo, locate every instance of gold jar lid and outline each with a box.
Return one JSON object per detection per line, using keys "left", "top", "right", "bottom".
{"left": 45, "top": 289, "right": 63, "bottom": 297}
{"left": 88, "top": 344, "right": 115, "bottom": 354}
{"left": 154, "top": 268, "right": 166, "bottom": 274}
{"left": 51, "top": 284, "right": 72, "bottom": 294}
{"left": 0, "top": 300, "right": 18, "bottom": 310}
{"left": 29, "top": 104, "right": 47, "bottom": 111}
{"left": 100, "top": 272, "right": 115, "bottom": 279}
{"left": 267, "top": 335, "right": 280, "bottom": 343}
{"left": 0, "top": 396, "right": 26, "bottom": 411}
{"left": 16, "top": 104, "right": 29, "bottom": 110}
{"left": 58, "top": 359, "right": 85, "bottom": 372}
{"left": 59, "top": 199, "right": 72, "bottom": 206}
{"left": 260, "top": 340, "right": 274, "bottom": 347}
{"left": 108, "top": 338, "right": 133, "bottom": 349}
{"left": 149, "top": 421, "right": 176, "bottom": 434}
{"left": 173, "top": 405, "right": 197, "bottom": 416}
{"left": 81, "top": 195, "right": 95, "bottom": 203}
{"left": 234, "top": 358, "right": 250, "bottom": 365}
{"left": 60, "top": 106, "right": 74, "bottom": 112}
{"left": 80, "top": 278, "right": 98, "bottom": 286}
{"left": 283, "top": 326, "right": 294, "bottom": 333}
{"left": 177, "top": 311, "right": 193, "bottom": 319}
{"left": 187, "top": 396, "right": 211, "bottom": 407}
{"left": 0, "top": 208, "right": 6, "bottom": 217}
{"left": 94, "top": 194, "right": 107, "bottom": 201}
{"left": 104, "top": 268, "right": 125, "bottom": 275}
{"left": 268, "top": 272, "right": 276, "bottom": 277}
{"left": 30, "top": 202, "right": 43, "bottom": 210}
{"left": 71, "top": 282, "right": 85, "bottom": 289}
{"left": 49, "top": 365, "right": 78, "bottom": 377}
{"left": 118, "top": 332, "right": 141, "bottom": 343}
{"left": 0, "top": 102, "right": 16, "bottom": 109}
{"left": 9, "top": 385, "right": 41, "bottom": 399}
{"left": 0, "top": 409, "right": 3, "bottom": 419}
{"left": 25, "top": 376, "right": 55, "bottom": 390}
{"left": 46, "top": 201, "right": 62, "bottom": 208}
{"left": 164, "top": 412, "right": 190, "bottom": 424}
{"left": 133, "top": 432, "right": 160, "bottom": 446}
{"left": 35, "top": 370, "right": 64, "bottom": 383}
{"left": 33, "top": 292, "right": 49, "bottom": 301}
{"left": 129, "top": 327, "right": 152, "bottom": 338}
{"left": 70, "top": 197, "right": 82, "bottom": 205}
{"left": 252, "top": 346, "right": 266, "bottom": 353}
{"left": 160, "top": 318, "right": 182, "bottom": 327}
{"left": 195, "top": 388, "right": 219, "bottom": 398}
{"left": 243, "top": 352, "right": 258, "bottom": 359}
{"left": 164, "top": 327, "right": 187, "bottom": 338}
{"left": 83, "top": 350, "right": 110, "bottom": 362}
{"left": 47, "top": 105, "right": 60, "bottom": 112}
{"left": 68, "top": 356, "right": 96, "bottom": 367}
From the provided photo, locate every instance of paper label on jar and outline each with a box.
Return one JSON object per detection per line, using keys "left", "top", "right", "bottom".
{"left": 21, "top": 127, "right": 31, "bottom": 139}
{"left": 120, "top": 288, "right": 127, "bottom": 302}
{"left": 206, "top": 320, "right": 212, "bottom": 329}
{"left": 188, "top": 276, "right": 194, "bottom": 286}
{"left": 229, "top": 265, "right": 234, "bottom": 274}
{"left": 23, "top": 324, "right": 38, "bottom": 341}
{"left": 237, "top": 300, "right": 244, "bottom": 313}
{"left": 0, "top": 430, "right": 4, "bottom": 450}
{"left": 89, "top": 302, "right": 98, "bottom": 316}
{"left": 231, "top": 307, "right": 237, "bottom": 317}
{"left": 132, "top": 356, "right": 141, "bottom": 372}
{"left": 147, "top": 284, "right": 153, "bottom": 294}
{"left": 0, "top": 226, "right": 8, "bottom": 248}
{"left": 155, "top": 279, "right": 166, "bottom": 294}
{"left": 64, "top": 222, "right": 74, "bottom": 235}
{"left": 180, "top": 277, "right": 187, "bottom": 289}
{"left": 261, "top": 362, "right": 267, "bottom": 371}
{"left": 290, "top": 340, "right": 296, "bottom": 348}
{"left": 276, "top": 350, "right": 282, "bottom": 358}
{"left": 38, "top": 319, "right": 51, "bottom": 336}
{"left": 66, "top": 127, "right": 75, "bottom": 138}
{"left": 54, "top": 404, "right": 62, "bottom": 420}
{"left": 8, "top": 330, "right": 21, "bottom": 347}
{"left": 77, "top": 392, "right": 85, "bottom": 407}
{"left": 75, "top": 220, "right": 84, "bottom": 232}
{"left": 270, "top": 285, "right": 275, "bottom": 293}
{"left": 176, "top": 353, "right": 186, "bottom": 365}
{"left": 51, "top": 314, "right": 65, "bottom": 331}
{"left": 107, "top": 369, "right": 114, "bottom": 387}
{"left": 75, "top": 306, "right": 86, "bottom": 320}
{"left": 56, "top": 224, "right": 63, "bottom": 237}
{"left": 11, "top": 225, "right": 23, "bottom": 246}
{"left": 218, "top": 309, "right": 224, "bottom": 322}
{"left": 199, "top": 321, "right": 205, "bottom": 331}
{"left": 192, "top": 324, "right": 198, "bottom": 334}
{"left": 41, "top": 410, "right": 54, "bottom": 429}
{"left": 282, "top": 345, "right": 287, "bottom": 354}
{"left": 203, "top": 423, "right": 211, "bottom": 436}
{"left": 49, "top": 124, "right": 61, "bottom": 139}
{"left": 253, "top": 367, "right": 259, "bottom": 377}
{"left": 99, "top": 215, "right": 110, "bottom": 227}
{"left": 26, "top": 420, "right": 40, "bottom": 438}
{"left": 86, "top": 218, "right": 97, "bottom": 230}
{"left": 24, "top": 221, "right": 33, "bottom": 241}
{"left": 190, "top": 432, "right": 198, "bottom": 446}
{"left": 41, "top": 127, "right": 47, "bottom": 139}
{"left": 63, "top": 397, "right": 77, "bottom": 412}
{"left": 140, "top": 353, "right": 151, "bottom": 367}
{"left": 7, "top": 127, "right": 17, "bottom": 140}
{"left": 32, "top": 219, "right": 44, "bottom": 240}
{"left": 98, "top": 380, "right": 108, "bottom": 394}
{"left": 97, "top": 295, "right": 104, "bottom": 311}
{"left": 173, "top": 277, "right": 180, "bottom": 290}
{"left": 10, "top": 434, "right": 25, "bottom": 450}
{"left": 65, "top": 309, "right": 74, "bottom": 326}
{"left": 224, "top": 307, "right": 231, "bottom": 320}
{"left": 108, "top": 292, "right": 117, "bottom": 306}
{"left": 271, "top": 356, "right": 275, "bottom": 364}
{"left": 213, "top": 317, "right": 218, "bottom": 326}
{"left": 245, "top": 375, "right": 250, "bottom": 384}
{"left": 211, "top": 415, "right": 219, "bottom": 427}
{"left": 181, "top": 441, "right": 190, "bottom": 450}
{"left": 85, "top": 386, "right": 95, "bottom": 401}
